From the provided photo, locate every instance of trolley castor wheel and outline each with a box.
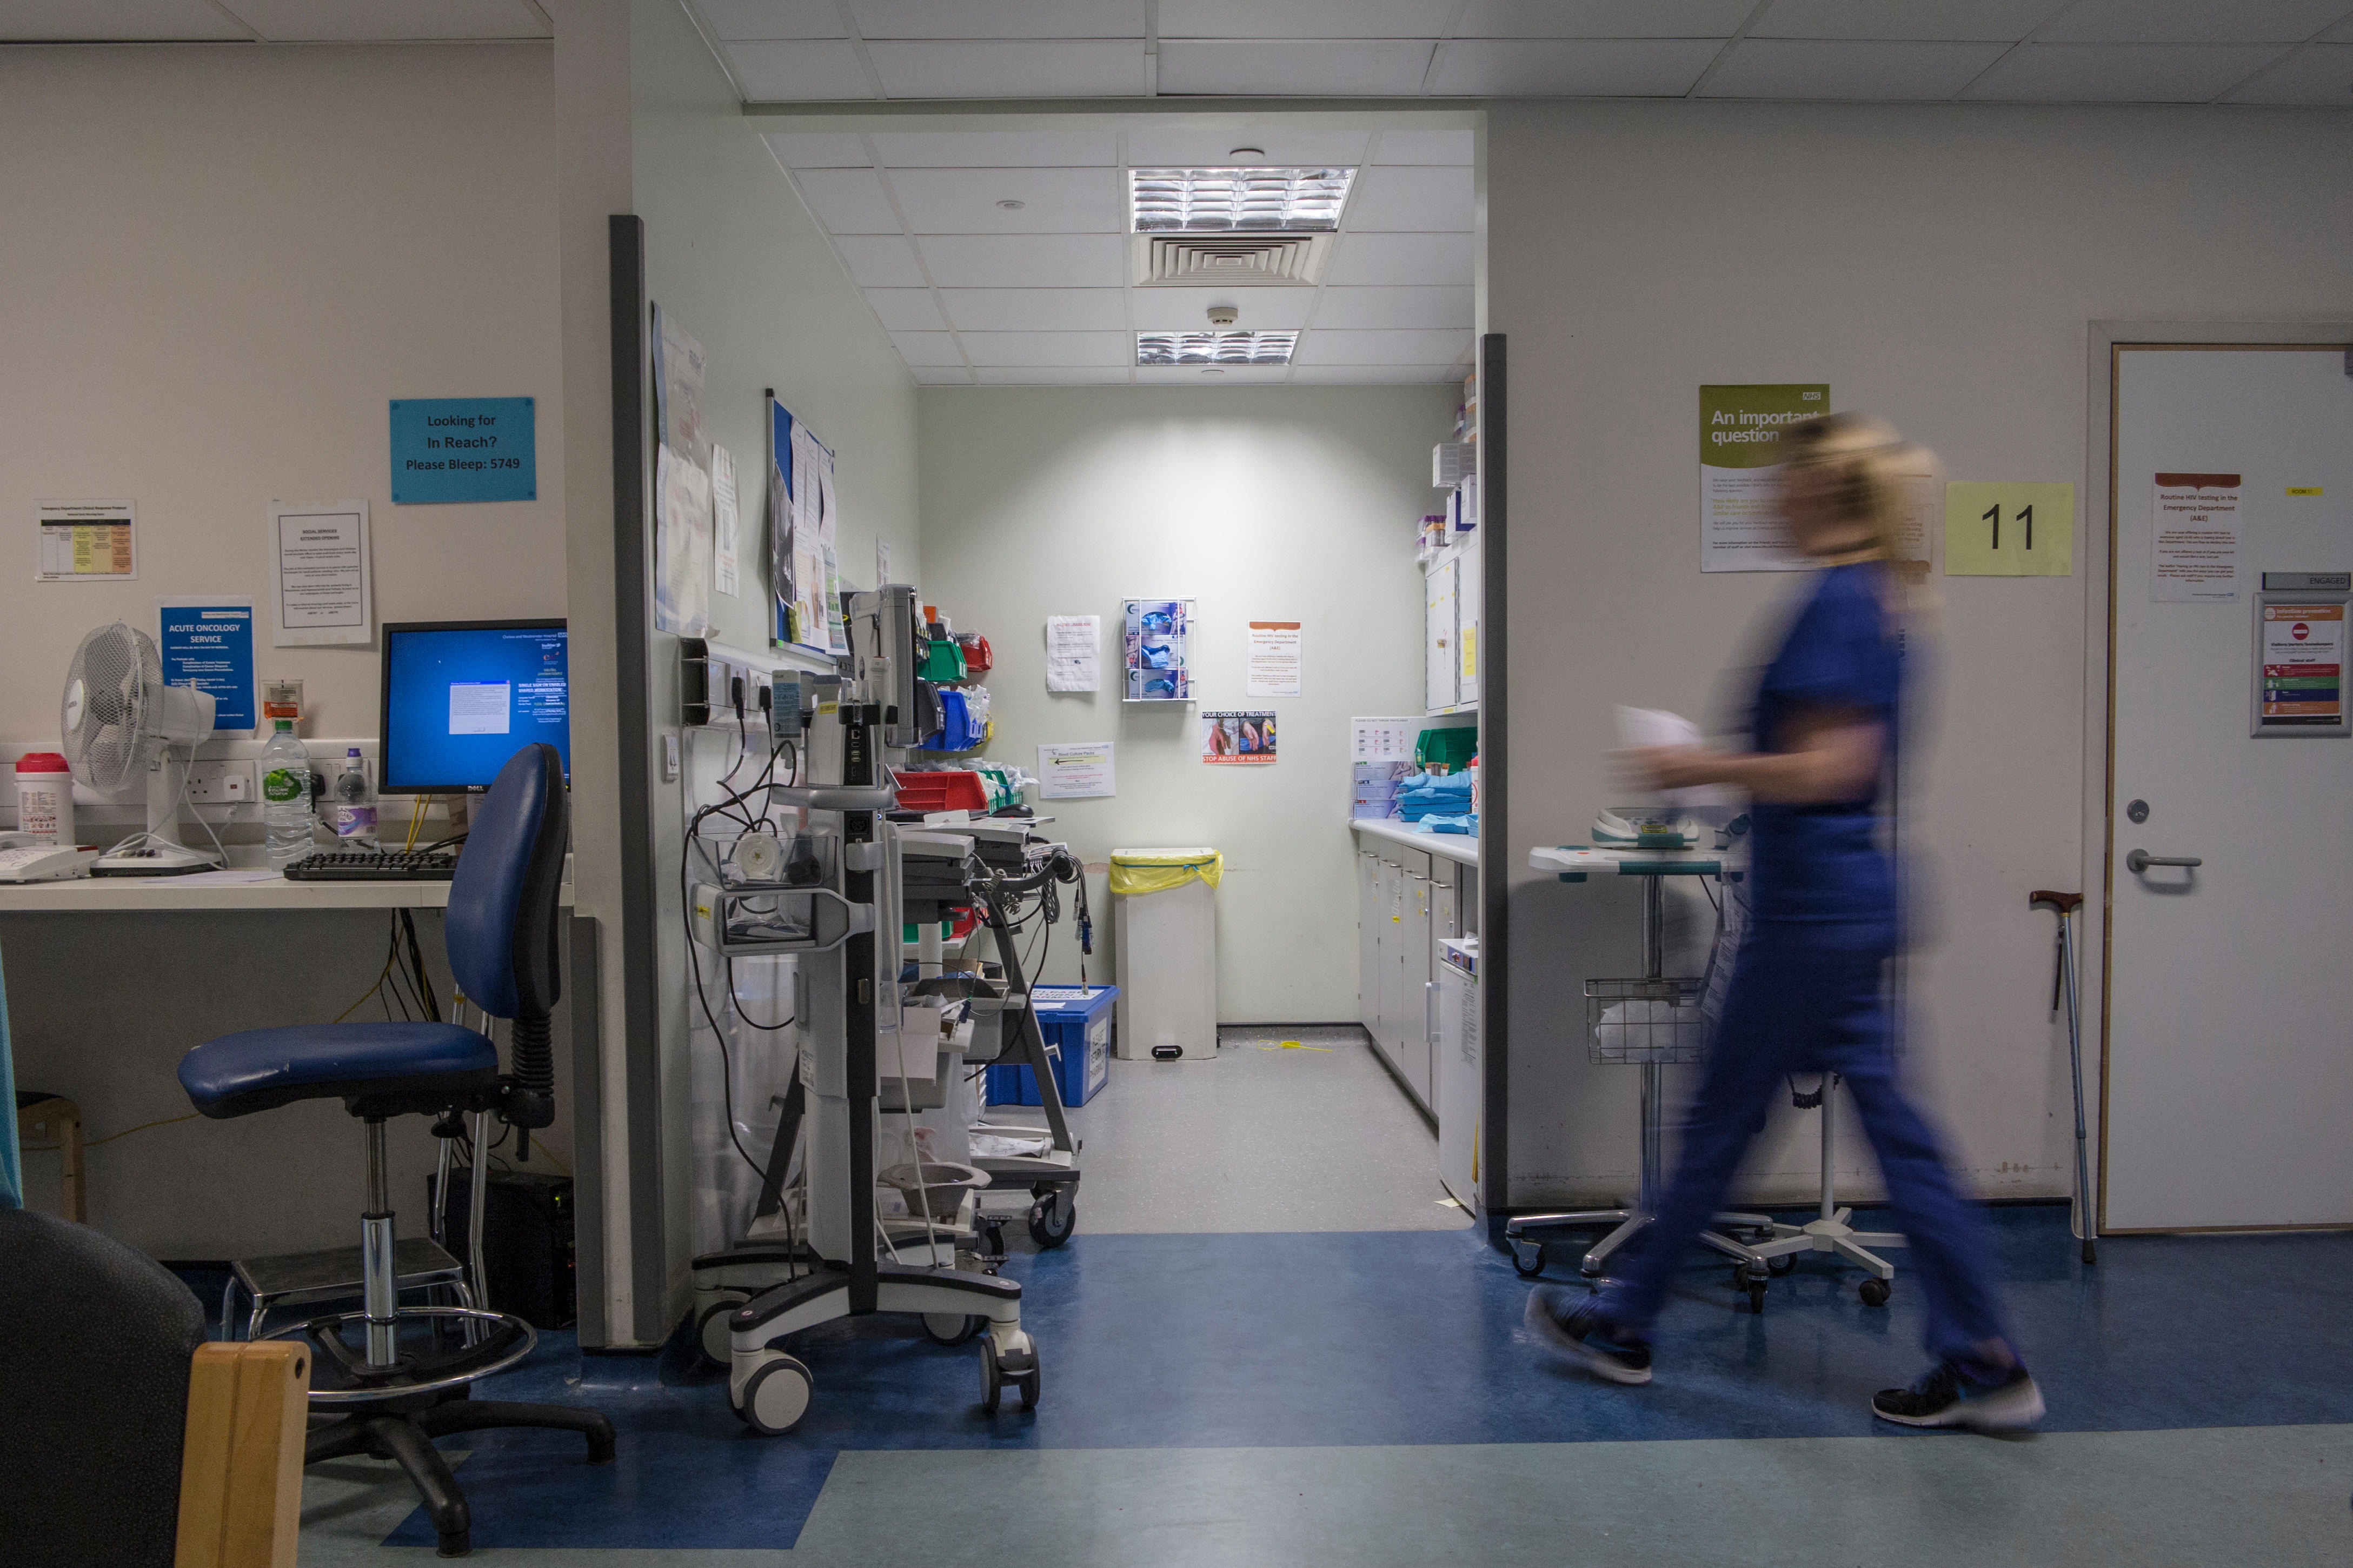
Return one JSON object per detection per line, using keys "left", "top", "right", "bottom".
{"left": 1027, "top": 1191, "right": 1075, "bottom": 1248}
{"left": 1859, "top": 1277, "right": 1892, "bottom": 1307}
{"left": 1767, "top": 1252, "right": 1797, "bottom": 1276}
{"left": 695, "top": 1290, "right": 750, "bottom": 1369}
{"left": 1510, "top": 1240, "right": 1546, "bottom": 1278}
{"left": 1734, "top": 1265, "right": 1767, "bottom": 1313}
{"left": 923, "top": 1312, "right": 982, "bottom": 1346}
{"left": 737, "top": 1351, "right": 813, "bottom": 1436}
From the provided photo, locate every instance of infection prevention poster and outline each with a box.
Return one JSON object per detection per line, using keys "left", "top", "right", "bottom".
{"left": 1699, "top": 383, "right": 1829, "bottom": 572}
{"left": 2256, "top": 600, "right": 2344, "bottom": 732}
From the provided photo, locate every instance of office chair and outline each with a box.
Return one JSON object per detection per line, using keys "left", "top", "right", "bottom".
{"left": 176, "top": 742, "right": 613, "bottom": 1558}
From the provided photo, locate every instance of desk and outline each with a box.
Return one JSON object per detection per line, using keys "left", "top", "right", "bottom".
{"left": 0, "top": 863, "right": 596, "bottom": 1288}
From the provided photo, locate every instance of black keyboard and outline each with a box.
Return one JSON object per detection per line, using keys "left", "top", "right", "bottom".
{"left": 284, "top": 849, "right": 460, "bottom": 882}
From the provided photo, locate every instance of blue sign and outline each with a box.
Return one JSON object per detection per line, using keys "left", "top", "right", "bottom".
{"left": 389, "top": 397, "right": 536, "bottom": 504}
{"left": 159, "top": 599, "right": 255, "bottom": 732}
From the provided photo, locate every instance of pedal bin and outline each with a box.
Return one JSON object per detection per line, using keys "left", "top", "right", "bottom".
{"left": 1108, "top": 848, "right": 1220, "bottom": 1060}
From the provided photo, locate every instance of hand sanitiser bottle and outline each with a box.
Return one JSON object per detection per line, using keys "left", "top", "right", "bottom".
{"left": 333, "top": 748, "right": 378, "bottom": 849}
{"left": 261, "top": 720, "right": 314, "bottom": 868}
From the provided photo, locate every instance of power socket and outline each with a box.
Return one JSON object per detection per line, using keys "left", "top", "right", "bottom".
{"left": 185, "top": 761, "right": 256, "bottom": 804}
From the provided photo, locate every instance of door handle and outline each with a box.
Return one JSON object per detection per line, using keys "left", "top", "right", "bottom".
{"left": 2125, "top": 849, "right": 2203, "bottom": 873}
{"left": 1426, "top": 980, "right": 1438, "bottom": 1046}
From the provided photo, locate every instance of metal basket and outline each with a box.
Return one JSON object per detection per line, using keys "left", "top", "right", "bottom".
{"left": 1585, "top": 977, "right": 1710, "bottom": 1065}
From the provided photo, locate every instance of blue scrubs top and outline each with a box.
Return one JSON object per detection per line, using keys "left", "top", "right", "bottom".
{"left": 1746, "top": 562, "right": 1902, "bottom": 925}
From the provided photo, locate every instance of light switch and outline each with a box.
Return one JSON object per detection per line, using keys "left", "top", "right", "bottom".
{"left": 663, "top": 732, "right": 682, "bottom": 782}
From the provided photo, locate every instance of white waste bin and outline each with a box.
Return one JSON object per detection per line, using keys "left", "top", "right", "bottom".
{"left": 1109, "top": 848, "right": 1220, "bottom": 1060}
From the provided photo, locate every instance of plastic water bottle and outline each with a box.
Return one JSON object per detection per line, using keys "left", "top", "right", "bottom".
{"left": 260, "top": 720, "right": 315, "bottom": 868}
{"left": 333, "top": 748, "right": 378, "bottom": 850}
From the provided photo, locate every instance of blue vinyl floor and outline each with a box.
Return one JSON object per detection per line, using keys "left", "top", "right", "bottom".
{"left": 347, "top": 1206, "right": 2353, "bottom": 1553}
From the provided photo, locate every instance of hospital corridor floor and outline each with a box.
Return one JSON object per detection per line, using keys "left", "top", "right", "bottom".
{"left": 297, "top": 1029, "right": 2353, "bottom": 1565}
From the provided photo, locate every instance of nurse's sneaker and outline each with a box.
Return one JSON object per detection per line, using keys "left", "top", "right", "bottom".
{"left": 1872, "top": 1360, "right": 2045, "bottom": 1431}
{"left": 1524, "top": 1286, "right": 1652, "bottom": 1385}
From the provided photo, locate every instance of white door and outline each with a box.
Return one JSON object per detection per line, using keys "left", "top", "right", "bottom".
{"left": 2106, "top": 344, "right": 2353, "bottom": 1231}
{"left": 1425, "top": 556, "right": 1457, "bottom": 712}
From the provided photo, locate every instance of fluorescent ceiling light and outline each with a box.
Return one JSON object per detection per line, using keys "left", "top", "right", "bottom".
{"left": 1130, "top": 168, "right": 1355, "bottom": 233}
{"left": 1136, "top": 331, "right": 1298, "bottom": 366}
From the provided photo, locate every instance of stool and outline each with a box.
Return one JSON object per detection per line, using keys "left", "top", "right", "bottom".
{"left": 175, "top": 744, "right": 611, "bottom": 1558}
{"left": 15, "top": 1093, "right": 85, "bottom": 1223}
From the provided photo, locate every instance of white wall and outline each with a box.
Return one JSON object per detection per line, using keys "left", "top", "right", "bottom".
{"left": 1487, "top": 101, "right": 2353, "bottom": 1207}
{"left": 0, "top": 40, "right": 568, "bottom": 1253}
{"left": 918, "top": 385, "right": 1454, "bottom": 1022}
{"left": 0, "top": 43, "right": 566, "bottom": 741}
{"left": 629, "top": 0, "right": 921, "bottom": 1311}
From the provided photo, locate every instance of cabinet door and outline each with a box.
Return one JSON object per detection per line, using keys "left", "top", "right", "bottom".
{"left": 1425, "top": 557, "right": 1457, "bottom": 712}
{"left": 1374, "top": 858, "right": 1400, "bottom": 1065}
{"left": 1357, "top": 851, "right": 1382, "bottom": 1034}
{"left": 1455, "top": 536, "right": 1480, "bottom": 707}
{"left": 1406, "top": 873, "right": 1434, "bottom": 1105}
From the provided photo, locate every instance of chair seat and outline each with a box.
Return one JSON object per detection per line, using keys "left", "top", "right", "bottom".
{"left": 179, "top": 1023, "right": 498, "bottom": 1120}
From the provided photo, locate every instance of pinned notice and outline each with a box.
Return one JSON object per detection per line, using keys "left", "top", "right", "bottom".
{"left": 2256, "top": 600, "right": 2346, "bottom": 734}
{"left": 269, "top": 501, "right": 371, "bottom": 646}
{"left": 389, "top": 397, "right": 536, "bottom": 505}
{"left": 1246, "top": 622, "right": 1302, "bottom": 698}
{"left": 1046, "top": 615, "right": 1100, "bottom": 692}
{"left": 1038, "top": 742, "right": 1115, "bottom": 799}
{"left": 2151, "top": 473, "right": 2240, "bottom": 602}
{"left": 1699, "top": 383, "right": 1828, "bottom": 573}
{"left": 37, "top": 499, "right": 136, "bottom": 582}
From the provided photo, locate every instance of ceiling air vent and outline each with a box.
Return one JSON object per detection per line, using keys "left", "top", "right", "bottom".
{"left": 1133, "top": 232, "right": 1333, "bottom": 288}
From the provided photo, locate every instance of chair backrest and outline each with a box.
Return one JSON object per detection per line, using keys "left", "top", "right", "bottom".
{"left": 0, "top": 1207, "right": 207, "bottom": 1568}
{"left": 1, "top": 945, "right": 18, "bottom": 1211}
{"left": 446, "top": 743, "right": 568, "bottom": 1021}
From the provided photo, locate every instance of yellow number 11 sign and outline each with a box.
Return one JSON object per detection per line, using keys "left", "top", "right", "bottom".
{"left": 1944, "top": 481, "right": 2074, "bottom": 577}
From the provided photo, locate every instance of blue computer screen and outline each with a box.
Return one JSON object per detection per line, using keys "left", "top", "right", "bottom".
{"left": 381, "top": 622, "right": 570, "bottom": 791}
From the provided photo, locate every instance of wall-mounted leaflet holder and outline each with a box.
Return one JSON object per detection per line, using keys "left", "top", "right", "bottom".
{"left": 2252, "top": 575, "right": 2351, "bottom": 738}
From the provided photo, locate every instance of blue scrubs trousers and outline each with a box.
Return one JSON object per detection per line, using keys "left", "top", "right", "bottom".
{"left": 1597, "top": 919, "right": 2017, "bottom": 1370}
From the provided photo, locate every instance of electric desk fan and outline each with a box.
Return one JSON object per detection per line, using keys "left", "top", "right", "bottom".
{"left": 60, "top": 622, "right": 221, "bottom": 875}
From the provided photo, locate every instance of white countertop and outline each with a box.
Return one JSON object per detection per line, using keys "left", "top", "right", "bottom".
{"left": 1351, "top": 817, "right": 1479, "bottom": 867}
{"left": 0, "top": 856, "right": 575, "bottom": 912}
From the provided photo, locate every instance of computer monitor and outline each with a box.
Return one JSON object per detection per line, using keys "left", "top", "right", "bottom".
{"left": 379, "top": 619, "right": 570, "bottom": 794}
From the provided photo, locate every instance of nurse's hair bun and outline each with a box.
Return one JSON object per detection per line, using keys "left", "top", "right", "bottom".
{"left": 1783, "top": 411, "right": 1938, "bottom": 559}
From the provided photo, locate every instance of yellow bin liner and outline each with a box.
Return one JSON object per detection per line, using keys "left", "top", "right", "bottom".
{"left": 1108, "top": 848, "right": 1222, "bottom": 896}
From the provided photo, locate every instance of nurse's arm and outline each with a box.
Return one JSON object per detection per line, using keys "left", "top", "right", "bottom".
{"left": 1627, "top": 705, "right": 1883, "bottom": 805}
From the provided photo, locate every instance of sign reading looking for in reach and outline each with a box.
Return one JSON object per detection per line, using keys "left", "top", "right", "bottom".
{"left": 389, "top": 397, "right": 537, "bottom": 504}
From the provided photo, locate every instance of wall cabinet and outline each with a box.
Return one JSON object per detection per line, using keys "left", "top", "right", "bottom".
{"left": 1424, "top": 535, "right": 1480, "bottom": 715}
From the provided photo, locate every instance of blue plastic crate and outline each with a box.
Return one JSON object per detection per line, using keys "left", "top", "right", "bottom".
{"left": 985, "top": 984, "right": 1116, "bottom": 1107}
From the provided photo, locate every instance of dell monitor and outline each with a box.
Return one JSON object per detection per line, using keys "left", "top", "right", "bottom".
{"left": 380, "top": 619, "right": 570, "bottom": 793}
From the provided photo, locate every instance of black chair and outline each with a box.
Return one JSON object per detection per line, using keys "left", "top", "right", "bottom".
{"left": 176, "top": 743, "right": 612, "bottom": 1557}
{"left": 0, "top": 1206, "right": 207, "bottom": 1568}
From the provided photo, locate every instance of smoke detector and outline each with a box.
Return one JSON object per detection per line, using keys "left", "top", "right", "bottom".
{"left": 1207, "top": 304, "right": 1239, "bottom": 327}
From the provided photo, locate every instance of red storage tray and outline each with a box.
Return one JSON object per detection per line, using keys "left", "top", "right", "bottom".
{"left": 895, "top": 770, "right": 987, "bottom": 813}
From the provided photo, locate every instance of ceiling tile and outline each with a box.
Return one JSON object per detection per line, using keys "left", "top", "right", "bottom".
{"left": 1372, "top": 129, "right": 1475, "bottom": 164}
{"left": 1132, "top": 289, "right": 1316, "bottom": 330}
{"left": 727, "top": 39, "right": 875, "bottom": 99}
{"left": 2038, "top": 0, "right": 2353, "bottom": 45}
{"left": 1345, "top": 164, "right": 1476, "bottom": 232}
{"left": 767, "top": 132, "right": 871, "bottom": 168}
{"left": 873, "top": 130, "right": 1119, "bottom": 166}
{"left": 1703, "top": 38, "right": 2012, "bottom": 98}
{"left": 1312, "top": 285, "right": 1474, "bottom": 329}
{"left": 867, "top": 39, "right": 1146, "bottom": 96}
{"left": 834, "top": 235, "right": 928, "bottom": 287}
{"left": 1454, "top": 0, "right": 1757, "bottom": 38}
{"left": 794, "top": 168, "right": 902, "bottom": 233}
{"left": 1964, "top": 42, "right": 2288, "bottom": 100}
{"left": 214, "top": 0, "right": 547, "bottom": 38}
{"left": 960, "top": 331, "right": 1131, "bottom": 366}
{"left": 865, "top": 288, "right": 947, "bottom": 331}
{"left": 941, "top": 289, "right": 1129, "bottom": 331}
{"left": 1427, "top": 37, "right": 1722, "bottom": 95}
{"left": 1124, "top": 129, "right": 1373, "bottom": 165}
{"left": 2226, "top": 42, "right": 2353, "bottom": 101}
{"left": 910, "top": 365, "right": 975, "bottom": 384}
{"left": 1135, "top": 365, "right": 1294, "bottom": 383}
{"left": 694, "top": 0, "right": 843, "bottom": 39}
{"left": 888, "top": 167, "right": 1122, "bottom": 234}
{"left": 1295, "top": 328, "right": 1473, "bottom": 365}
{"left": 1749, "top": 0, "right": 2068, "bottom": 42}
{"left": 975, "top": 366, "right": 1135, "bottom": 384}
{"left": 1156, "top": 38, "right": 1437, "bottom": 96}
{"left": 1159, "top": 0, "right": 1456, "bottom": 37}
{"left": 890, "top": 331, "right": 965, "bottom": 366}
{"left": 849, "top": 0, "right": 1145, "bottom": 38}
{"left": 1324, "top": 231, "right": 1477, "bottom": 285}
{"left": 917, "top": 233, "right": 1126, "bottom": 287}
{"left": 0, "top": 0, "right": 248, "bottom": 38}
{"left": 1289, "top": 364, "right": 1463, "bottom": 383}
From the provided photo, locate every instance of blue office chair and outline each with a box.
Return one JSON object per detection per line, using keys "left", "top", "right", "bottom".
{"left": 177, "top": 743, "right": 611, "bottom": 1557}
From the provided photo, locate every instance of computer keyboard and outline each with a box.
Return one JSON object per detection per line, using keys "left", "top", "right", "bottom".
{"left": 283, "top": 849, "right": 460, "bottom": 881}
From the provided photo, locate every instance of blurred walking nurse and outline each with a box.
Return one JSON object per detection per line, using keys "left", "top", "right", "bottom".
{"left": 1525, "top": 413, "right": 2043, "bottom": 1432}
